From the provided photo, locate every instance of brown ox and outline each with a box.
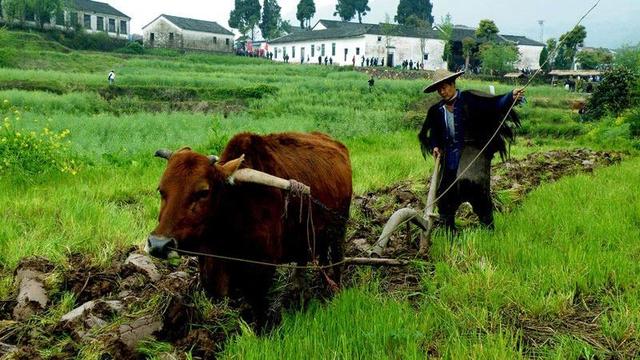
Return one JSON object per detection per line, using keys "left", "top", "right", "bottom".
{"left": 147, "top": 132, "right": 352, "bottom": 324}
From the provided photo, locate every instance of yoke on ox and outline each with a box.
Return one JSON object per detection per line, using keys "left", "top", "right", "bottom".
{"left": 147, "top": 132, "right": 352, "bottom": 325}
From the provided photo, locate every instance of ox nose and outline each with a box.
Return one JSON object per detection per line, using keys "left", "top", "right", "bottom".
{"left": 147, "top": 235, "right": 177, "bottom": 259}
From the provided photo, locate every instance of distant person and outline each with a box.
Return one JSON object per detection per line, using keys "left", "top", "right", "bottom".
{"left": 409, "top": 60, "right": 414, "bottom": 70}
{"left": 318, "top": 56, "right": 322, "bottom": 65}
{"left": 381, "top": 58, "right": 385, "bottom": 67}
{"left": 325, "top": 56, "right": 329, "bottom": 65}
{"left": 108, "top": 70, "right": 116, "bottom": 86}
{"left": 366, "top": 58, "right": 370, "bottom": 67}
{"left": 361, "top": 56, "right": 365, "bottom": 67}
{"left": 352, "top": 55, "right": 356, "bottom": 67}
{"left": 329, "top": 57, "right": 333, "bottom": 65}
{"left": 368, "top": 76, "right": 375, "bottom": 92}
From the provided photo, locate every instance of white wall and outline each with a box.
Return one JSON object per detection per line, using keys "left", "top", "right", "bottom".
{"left": 517, "top": 45, "right": 543, "bottom": 70}
{"left": 271, "top": 37, "right": 367, "bottom": 66}
{"left": 363, "top": 34, "right": 447, "bottom": 70}
{"left": 271, "top": 34, "right": 447, "bottom": 70}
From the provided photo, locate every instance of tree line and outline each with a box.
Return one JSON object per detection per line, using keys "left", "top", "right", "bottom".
{"left": 229, "top": 0, "right": 435, "bottom": 40}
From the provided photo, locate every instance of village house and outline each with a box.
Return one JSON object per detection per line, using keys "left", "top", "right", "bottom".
{"left": 142, "top": 15, "right": 234, "bottom": 53}
{"left": 451, "top": 25, "right": 545, "bottom": 71}
{"left": 0, "top": 0, "right": 130, "bottom": 39}
{"left": 269, "top": 19, "right": 447, "bottom": 69}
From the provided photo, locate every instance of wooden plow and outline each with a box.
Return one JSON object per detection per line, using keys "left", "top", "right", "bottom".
{"left": 369, "top": 156, "right": 441, "bottom": 258}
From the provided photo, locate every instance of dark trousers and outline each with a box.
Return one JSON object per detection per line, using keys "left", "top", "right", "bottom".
{"left": 437, "top": 166, "right": 494, "bottom": 232}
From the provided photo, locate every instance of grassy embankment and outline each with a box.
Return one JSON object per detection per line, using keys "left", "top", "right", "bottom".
{"left": 0, "top": 30, "right": 638, "bottom": 358}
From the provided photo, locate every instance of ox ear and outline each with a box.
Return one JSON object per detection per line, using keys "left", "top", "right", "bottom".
{"left": 217, "top": 154, "right": 245, "bottom": 179}
{"left": 155, "top": 149, "right": 173, "bottom": 160}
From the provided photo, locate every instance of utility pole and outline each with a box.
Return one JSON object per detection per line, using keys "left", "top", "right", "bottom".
{"left": 537, "top": 20, "right": 545, "bottom": 42}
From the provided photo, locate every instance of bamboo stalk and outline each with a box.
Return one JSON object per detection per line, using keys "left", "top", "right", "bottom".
{"left": 344, "top": 257, "right": 410, "bottom": 266}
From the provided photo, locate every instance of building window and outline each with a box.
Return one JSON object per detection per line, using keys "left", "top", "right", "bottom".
{"left": 226, "top": 38, "right": 230, "bottom": 46}
{"left": 169, "top": 32, "right": 174, "bottom": 41}
{"left": 292, "top": 46, "right": 296, "bottom": 58}
{"left": 84, "top": 14, "right": 91, "bottom": 29}
{"left": 377, "top": 36, "right": 382, "bottom": 42}
{"left": 96, "top": 16, "right": 104, "bottom": 31}
{"left": 356, "top": 47, "right": 360, "bottom": 55}
{"left": 120, "top": 20, "right": 127, "bottom": 34}
{"left": 108, "top": 18, "right": 115, "bottom": 32}
{"left": 332, "top": 43, "right": 336, "bottom": 56}
{"left": 150, "top": 33, "right": 155, "bottom": 42}
{"left": 213, "top": 36, "right": 217, "bottom": 44}
{"left": 311, "top": 44, "right": 315, "bottom": 57}
{"left": 423, "top": 54, "right": 429, "bottom": 61}
{"left": 321, "top": 44, "right": 325, "bottom": 56}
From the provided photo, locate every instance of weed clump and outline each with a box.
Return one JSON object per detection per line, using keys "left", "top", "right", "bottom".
{"left": 0, "top": 100, "right": 80, "bottom": 179}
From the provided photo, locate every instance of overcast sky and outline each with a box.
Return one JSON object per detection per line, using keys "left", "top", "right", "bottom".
{"left": 108, "top": 0, "right": 639, "bottom": 49}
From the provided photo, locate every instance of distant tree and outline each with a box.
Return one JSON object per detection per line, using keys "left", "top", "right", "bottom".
{"left": 395, "top": 0, "right": 433, "bottom": 26}
{"left": 462, "top": 36, "right": 476, "bottom": 70}
{"left": 614, "top": 44, "right": 640, "bottom": 74}
{"left": 229, "top": 0, "right": 261, "bottom": 40}
{"left": 437, "top": 14, "right": 454, "bottom": 70}
{"left": 29, "top": 0, "right": 64, "bottom": 28}
{"left": 476, "top": 19, "right": 499, "bottom": 43}
{"left": 3, "top": 0, "right": 28, "bottom": 22}
{"left": 280, "top": 19, "right": 292, "bottom": 34}
{"left": 555, "top": 25, "right": 587, "bottom": 70}
{"left": 353, "top": 0, "right": 370, "bottom": 23}
{"left": 479, "top": 42, "right": 519, "bottom": 75}
{"left": 333, "top": 0, "right": 355, "bottom": 22}
{"left": 539, "top": 38, "right": 557, "bottom": 71}
{"left": 585, "top": 66, "right": 638, "bottom": 120}
{"left": 296, "top": 0, "right": 315, "bottom": 28}
{"left": 576, "top": 49, "right": 613, "bottom": 70}
{"left": 260, "top": 0, "right": 282, "bottom": 40}
{"left": 405, "top": 15, "right": 431, "bottom": 62}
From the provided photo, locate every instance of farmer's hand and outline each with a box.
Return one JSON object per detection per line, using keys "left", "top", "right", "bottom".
{"left": 513, "top": 88, "right": 526, "bottom": 101}
{"left": 433, "top": 147, "right": 441, "bottom": 160}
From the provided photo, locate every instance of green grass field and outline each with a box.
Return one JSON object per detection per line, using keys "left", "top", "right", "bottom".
{"left": 0, "top": 30, "right": 638, "bottom": 358}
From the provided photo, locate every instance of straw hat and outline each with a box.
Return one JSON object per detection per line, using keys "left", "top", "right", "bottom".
{"left": 423, "top": 69, "right": 465, "bottom": 93}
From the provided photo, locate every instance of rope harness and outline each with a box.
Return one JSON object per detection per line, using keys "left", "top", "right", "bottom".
{"left": 169, "top": 0, "right": 601, "bottom": 272}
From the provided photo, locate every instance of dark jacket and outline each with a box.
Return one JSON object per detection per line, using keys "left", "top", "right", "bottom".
{"left": 419, "top": 90, "right": 520, "bottom": 170}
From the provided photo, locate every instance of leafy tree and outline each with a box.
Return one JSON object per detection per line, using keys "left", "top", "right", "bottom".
{"left": 229, "top": 0, "right": 261, "bottom": 39}
{"left": 585, "top": 67, "right": 638, "bottom": 120}
{"left": 280, "top": 19, "right": 292, "bottom": 34}
{"left": 539, "top": 38, "right": 557, "bottom": 71}
{"left": 462, "top": 36, "right": 476, "bottom": 70}
{"left": 353, "top": 0, "right": 370, "bottom": 23}
{"left": 405, "top": 15, "right": 430, "bottom": 61}
{"left": 260, "top": 0, "right": 282, "bottom": 40}
{"left": 29, "top": 0, "right": 64, "bottom": 28}
{"left": 437, "top": 14, "right": 454, "bottom": 70}
{"left": 476, "top": 19, "right": 499, "bottom": 42}
{"left": 296, "top": 0, "right": 315, "bottom": 29}
{"left": 479, "top": 43, "right": 519, "bottom": 75}
{"left": 554, "top": 25, "right": 587, "bottom": 69}
{"left": 395, "top": 0, "right": 434, "bottom": 26}
{"left": 333, "top": 0, "right": 355, "bottom": 22}
{"left": 575, "top": 48, "right": 613, "bottom": 70}
{"left": 3, "top": 0, "right": 28, "bottom": 22}
{"left": 614, "top": 44, "right": 640, "bottom": 74}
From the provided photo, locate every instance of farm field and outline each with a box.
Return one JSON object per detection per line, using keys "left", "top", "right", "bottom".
{"left": 0, "top": 30, "right": 639, "bottom": 359}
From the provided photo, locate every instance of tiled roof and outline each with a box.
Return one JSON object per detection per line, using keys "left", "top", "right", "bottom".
{"left": 271, "top": 19, "right": 442, "bottom": 44}
{"left": 71, "top": 0, "right": 129, "bottom": 19}
{"left": 501, "top": 35, "right": 544, "bottom": 47}
{"left": 154, "top": 14, "right": 234, "bottom": 35}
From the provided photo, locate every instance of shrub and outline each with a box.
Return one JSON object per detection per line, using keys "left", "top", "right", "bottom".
{"left": 584, "top": 67, "right": 638, "bottom": 121}
{"left": 117, "top": 42, "right": 144, "bottom": 55}
{"left": 0, "top": 100, "right": 80, "bottom": 179}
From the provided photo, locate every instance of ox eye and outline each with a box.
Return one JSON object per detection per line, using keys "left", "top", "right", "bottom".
{"left": 158, "top": 189, "right": 167, "bottom": 199}
{"left": 194, "top": 189, "right": 209, "bottom": 201}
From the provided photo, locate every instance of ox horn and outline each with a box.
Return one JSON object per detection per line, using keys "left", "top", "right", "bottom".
{"left": 230, "top": 168, "right": 311, "bottom": 195}
{"left": 155, "top": 149, "right": 173, "bottom": 160}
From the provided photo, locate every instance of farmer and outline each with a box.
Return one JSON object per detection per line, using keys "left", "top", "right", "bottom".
{"left": 108, "top": 70, "right": 116, "bottom": 86}
{"left": 418, "top": 69, "right": 525, "bottom": 233}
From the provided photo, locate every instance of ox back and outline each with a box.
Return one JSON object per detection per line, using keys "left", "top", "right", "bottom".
{"left": 200, "top": 132, "right": 352, "bottom": 325}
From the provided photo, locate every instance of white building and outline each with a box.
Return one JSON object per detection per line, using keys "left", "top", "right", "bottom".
{"left": 269, "top": 20, "right": 448, "bottom": 70}
{"left": 0, "top": 0, "right": 130, "bottom": 39}
{"left": 142, "top": 14, "right": 234, "bottom": 53}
